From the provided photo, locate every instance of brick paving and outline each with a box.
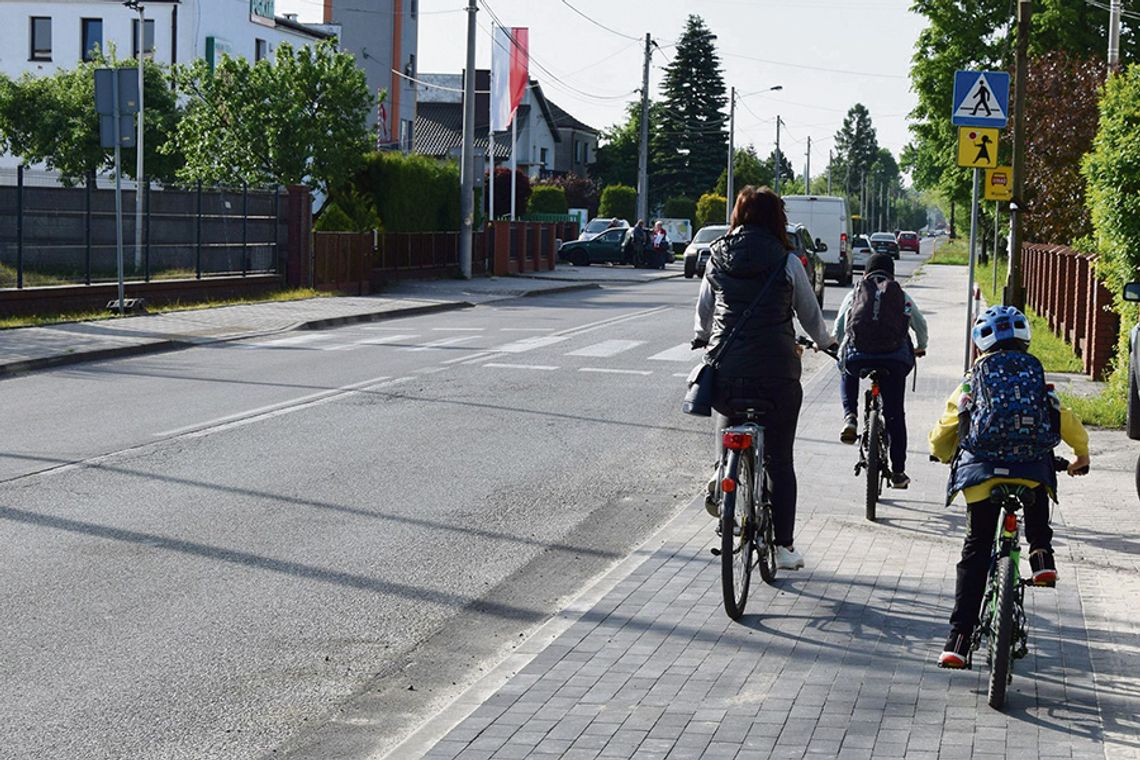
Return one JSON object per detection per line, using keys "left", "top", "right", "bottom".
{"left": 406, "top": 265, "right": 1138, "bottom": 760}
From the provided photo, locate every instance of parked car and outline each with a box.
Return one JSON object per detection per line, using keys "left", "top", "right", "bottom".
{"left": 850, "top": 234, "right": 874, "bottom": 270}
{"left": 682, "top": 224, "right": 730, "bottom": 278}
{"left": 788, "top": 223, "right": 827, "bottom": 310}
{"left": 869, "top": 232, "right": 900, "bottom": 260}
{"left": 782, "top": 195, "right": 853, "bottom": 285}
{"left": 578, "top": 217, "right": 629, "bottom": 242}
{"left": 559, "top": 226, "right": 668, "bottom": 268}
{"left": 1125, "top": 282, "right": 1140, "bottom": 498}
{"left": 896, "top": 230, "right": 921, "bottom": 253}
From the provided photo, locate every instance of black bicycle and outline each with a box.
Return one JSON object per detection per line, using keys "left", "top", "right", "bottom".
{"left": 709, "top": 402, "right": 778, "bottom": 620}
{"left": 950, "top": 457, "right": 1086, "bottom": 709}
{"left": 854, "top": 367, "right": 891, "bottom": 522}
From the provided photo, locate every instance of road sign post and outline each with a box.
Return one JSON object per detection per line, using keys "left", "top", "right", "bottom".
{"left": 95, "top": 68, "right": 139, "bottom": 314}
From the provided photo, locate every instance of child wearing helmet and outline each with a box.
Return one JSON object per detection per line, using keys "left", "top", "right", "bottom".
{"left": 928, "top": 305, "right": 1090, "bottom": 668}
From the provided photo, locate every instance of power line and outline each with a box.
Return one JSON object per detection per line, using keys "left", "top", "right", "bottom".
{"left": 558, "top": 0, "right": 643, "bottom": 41}
{"left": 720, "top": 50, "right": 908, "bottom": 80}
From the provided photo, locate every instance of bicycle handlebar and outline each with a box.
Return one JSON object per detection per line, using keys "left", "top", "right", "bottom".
{"left": 928, "top": 454, "right": 1089, "bottom": 476}
{"left": 795, "top": 336, "right": 840, "bottom": 360}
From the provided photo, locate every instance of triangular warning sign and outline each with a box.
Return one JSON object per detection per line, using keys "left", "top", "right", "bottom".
{"left": 954, "top": 73, "right": 1006, "bottom": 122}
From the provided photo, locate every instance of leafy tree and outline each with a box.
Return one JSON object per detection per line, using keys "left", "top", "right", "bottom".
{"left": 1023, "top": 51, "right": 1102, "bottom": 243}
{"left": 651, "top": 15, "right": 727, "bottom": 202}
{"left": 592, "top": 101, "right": 645, "bottom": 189}
{"left": 598, "top": 183, "right": 637, "bottom": 221}
{"left": 541, "top": 173, "right": 599, "bottom": 217}
{"left": 485, "top": 167, "right": 531, "bottom": 219}
{"left": 0, "top": 57, "right": 182, "bottom": 185}
{"left": 170, "top": 40, "right": 371, "bottom": 200}
{"left": 832, "top": 104, "right": 880, "bottom": 198}
{"left": 767, "top": 149, "right": 796, "bottom": 186}
{"left": 528, "top": 185, "right": 568, "bottom": 214}
{"left": 354, "top": 151, "right": 459, "bottom": 232}
{"left": 696, "top": 193, "right": 727, "bottom": 229}
{"left": 713, "top": 146, "right": 773, "bottom": 196}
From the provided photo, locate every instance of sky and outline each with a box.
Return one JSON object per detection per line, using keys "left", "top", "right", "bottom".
{"left": 276, "top": 0, "right": 930, "bottom": 183}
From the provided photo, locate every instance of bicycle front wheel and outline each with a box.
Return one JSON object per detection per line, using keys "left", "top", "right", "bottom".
{"left": 721, "top": 449, "right": 755, "bottom": 620}
{"left": 865, "top": 407, "right": 882, "bottom": 521}
{"left": 988, "top": 555, "right": 1016, "bottom": 709}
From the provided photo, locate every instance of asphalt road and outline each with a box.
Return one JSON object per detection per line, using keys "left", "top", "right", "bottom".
{"left": 0, "top": 241, "right": 931, "bottom": 759}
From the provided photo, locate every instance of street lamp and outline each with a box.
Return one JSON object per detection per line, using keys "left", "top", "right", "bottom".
{"left": 726, "top": 85, "right": 782, "bottom": 222}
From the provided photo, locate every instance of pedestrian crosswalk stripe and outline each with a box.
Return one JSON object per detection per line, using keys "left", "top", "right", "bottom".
{"left": 406, "top": 336, "right": 481, "bottom": 351}
{"left": 647, "top": 343, "right": 695, "bottom": 362}
{"left": 566, "top": 339, "right": 645, "bottom": 358}
{"left": 483, "top": 362, "right": 559, "bottom": 371}
{"left": 578, "top": 368, "right": 653, "bottom": 375}
{"left": 431, "top": 327, "right": 485, "bottom": 331}
{"left": 492, "top": 335, "right": 571, "bottom": 353}
{"left": 356, "top": 334, "right": 417, "bottom": 346}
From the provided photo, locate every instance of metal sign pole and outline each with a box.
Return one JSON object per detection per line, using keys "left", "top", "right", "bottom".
{"left": 112, "top": 73, "right": 126, "bottom": 315}
{"left": 964, "top": 168, "right": 980, "bottom": 371}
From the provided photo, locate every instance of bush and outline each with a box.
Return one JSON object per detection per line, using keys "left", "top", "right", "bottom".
{"left": 528, "top": 185, "right": 569, "bottom": 214}
{"left": 598, "top": 184, "right": 636, "bottom": 222}
{"left": 313, "top": 203, "right": 355, "bottom": 232}
{"left": 1083, "top": 63, "right": 1140, "bottom": 399}
{"left": 485, "top": 167, "right": 532, "bottom": 219}
{"left": 545, "top": 174, "right": 599, "bottom": 217}
{"left": 354, "top": 151, "right": 459, "bottom": 232}
{"left": 663, "top": 196, "right": 696, "bottom": 224}
{"left": 696, "top": 193, "right": 727, "bottom": 229}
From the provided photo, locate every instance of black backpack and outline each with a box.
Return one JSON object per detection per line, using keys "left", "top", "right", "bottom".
{"left": 846, "top": 275, "right": 909, "bottom": 354}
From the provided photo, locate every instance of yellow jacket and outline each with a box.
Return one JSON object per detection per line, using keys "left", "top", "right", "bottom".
{"left": 929, "top": 363, "right": 1089, "bottom": 504}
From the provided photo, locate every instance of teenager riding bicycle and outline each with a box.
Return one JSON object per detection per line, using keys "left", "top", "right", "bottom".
{"left": 692, "top": 186, "right": 836, "bottom": 571}
{"left": 834, "top": 253, "right": 928, "bottom": 488}
{"left": 928, "top": 305, "right": 1090, "bottom": 668}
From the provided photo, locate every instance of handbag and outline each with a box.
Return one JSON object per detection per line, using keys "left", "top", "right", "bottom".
{"left": 682, "top": 263, "right": 787, "bottom": 416}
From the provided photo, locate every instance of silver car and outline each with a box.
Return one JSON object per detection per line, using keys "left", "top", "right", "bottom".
{"left": 682, "top": 224, "right": 730, "bottom": 278}
{"left": 851, "top": 235, "right": 874, "bottom": 270}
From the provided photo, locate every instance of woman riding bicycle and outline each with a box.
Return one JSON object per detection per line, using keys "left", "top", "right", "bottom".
{"left": 692, "top": 186, "right": 836, "bottom": 571}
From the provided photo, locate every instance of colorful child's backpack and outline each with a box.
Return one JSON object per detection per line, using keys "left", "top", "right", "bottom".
{"left": 959, "top": 350, "right": 1061, "bottom": 463}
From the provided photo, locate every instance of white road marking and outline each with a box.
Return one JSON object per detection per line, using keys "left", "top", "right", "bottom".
{"left": 356, "top": 334, "right": 418, "bottom": 346}
{"left": 647, "top": 343, "right": 695, "bottom": 362}
{"left": 441, "top": 350, "right": 494, "bottom": 365}
{"left": 578, "top": 368, "right": 653, "bottom": 376}
{"left": 155, "top": 375, "right": 394, "bottom": 437}
{"left": 251, "top": 333, "right": 327, "bottom": 348}
{"left": 566, "top": 339, "right": 645, "bottom": 358}
{"left": 672, "top": 372, "right": 690, "bottom": 378}
{"left": 499, "top": 327, "right": 555, "bottom": 332}
{"left": 406, "top": 336, "right": 481, "bottom": 352}
{"left": 491, "top": 335, "right": 571, "bottom": 353}
{"left": 483, "top": 363, "right": 559, "bottom": 371}
{"left": 431, "top": 327, "right": 485, "bottom": 331}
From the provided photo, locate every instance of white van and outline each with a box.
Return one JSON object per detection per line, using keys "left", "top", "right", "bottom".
{"left": 782, "top": 195, "right": 853, "bottom": 285}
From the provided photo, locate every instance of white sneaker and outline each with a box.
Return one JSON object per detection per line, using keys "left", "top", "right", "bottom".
{"left": 775, "top": 545, "right": 805, "bottom": 570}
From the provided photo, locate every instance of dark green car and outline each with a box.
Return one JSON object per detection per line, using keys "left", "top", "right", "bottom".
{"left": 558, "top": 228, "right": 669, "bottom": 268}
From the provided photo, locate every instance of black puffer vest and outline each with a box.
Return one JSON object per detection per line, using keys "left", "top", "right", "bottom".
{"left": 707, "top": 226, "right": 798, "bottom": 380}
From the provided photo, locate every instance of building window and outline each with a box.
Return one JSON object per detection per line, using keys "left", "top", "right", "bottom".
{"left": 132, "top": 18, "right": 155, "bottom": 58}
{"left": 540, "top": 147, "right": 548, "bottom": 167}
{"left": 410, "top": 0, "right": 418, "bottom": 19}
{"left": 574, "top": 140, "right": 583, "bottom": 163}
{"left": 81, "top": 18, "right": 102, "bottom": 61}
{"left": 30, "top": 16, "right": 52, "bottom": 61}
{"left": 255, "top": 38, "right": 268, "bottom": 61}
{"left": 400, "top": 119, "right": 414, "bottom": 152}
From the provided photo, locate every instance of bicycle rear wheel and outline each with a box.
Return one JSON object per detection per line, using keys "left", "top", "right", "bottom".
{"left": 865, "top": 407, "right": 882, "bottom": 522}
{"left": 721, "top": 449, "right": 755, "bottom": 620}
{"left": 756, "top": 498, "right": 777, "bottom": 584}
{"left": 988, "top": 556, "right": 1016, "bottom": 709}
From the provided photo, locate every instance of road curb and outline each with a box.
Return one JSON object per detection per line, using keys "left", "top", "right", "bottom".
{"left": 294, "top": 300, "right": 475, "bottom": 330}
{"left": 518, "top": 282, "right": 602, "bottom": 297}
{"left": 0, "top": 339, "right": 188, "bottom": 379}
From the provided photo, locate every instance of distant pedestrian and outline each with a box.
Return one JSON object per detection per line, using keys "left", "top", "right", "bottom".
{"left": 651, "top": 221, "right": 671, "bottom": 269}
{"left": 623, "top": 220, "right": 649, "bottom": 266}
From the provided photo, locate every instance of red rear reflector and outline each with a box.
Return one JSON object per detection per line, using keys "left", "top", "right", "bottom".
{"left": 871, "top": 385, "right": 881, "bottom": 397}
{"left": 841, "top": 232, "right": 848, "bottom": 243}
{"left": 722, "top": 432, "right": 753, "bottom": 450}
{"left": 721, "top": 478, "right": 736, "bottom": 493}
{"left": 1004, "top": 514, "right": 1018, "bottom": 533}
{"left": 799, "top": 254, "right": 809, "bottom": 268}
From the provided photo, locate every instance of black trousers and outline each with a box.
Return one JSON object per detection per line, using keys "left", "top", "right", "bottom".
{"left": 949, "top": 486, "right": 1054, "bottom": 633}
{"left": 713, "top": 377, "right": 803, "bottom": 548}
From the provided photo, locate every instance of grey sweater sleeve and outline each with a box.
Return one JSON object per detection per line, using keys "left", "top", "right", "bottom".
{"left": 786, "top": 254, "right": 835, "bottom": 348}
{"left": 693, "top": 272, "right": 715, "bottom": 341}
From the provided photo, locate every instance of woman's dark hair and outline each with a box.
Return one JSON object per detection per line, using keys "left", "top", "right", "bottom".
{"left": 730, "top": 185, "right": 791, "bottom": 250}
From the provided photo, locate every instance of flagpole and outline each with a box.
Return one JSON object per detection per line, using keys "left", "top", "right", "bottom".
{"left": 510, "top": 116, "right": 517, "bottom": 220}
{"left": 488, "top": 38, "right": 495, "bottom": 224}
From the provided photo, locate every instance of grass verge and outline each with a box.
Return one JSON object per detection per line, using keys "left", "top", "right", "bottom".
{"left": 0, "top": 288, "right": 330, "bottom": 330}
{"left": 926, "top": 238, "right": 970, "bottom": 265}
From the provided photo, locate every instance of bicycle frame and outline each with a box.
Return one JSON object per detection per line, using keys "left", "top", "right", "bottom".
{"left": 855, "top": 378, "right": 884, "bottom": 476}
{"left": 972, "top": 487, "right": 1032, "bottom": 667}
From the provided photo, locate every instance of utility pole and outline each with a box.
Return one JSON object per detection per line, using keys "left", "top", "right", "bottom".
{"left": 637, "top": 32, "right": 651, "bottom": 223}
{"left": 126, "top": 0, "right": 145, "bottom": 272}
{"left": 1005, "top": 0, "right": 1031, "bottom": 308}
{"left": 1108, "top": 0, "right": 1122, "bottom": 73}
{"left": 804, "top": 136, "right": 811, "bottom": 195}
{"left": 458, "top": 0, "right": 477, "bottom": 278}
{"left": 726, "top": 87, "right": 735, "bottom": 222}
{"left": 774, "top": 115, "right": 783, "bottom": 195}
{"left": 827, "top": 149, "right": 832, "bottom": 194}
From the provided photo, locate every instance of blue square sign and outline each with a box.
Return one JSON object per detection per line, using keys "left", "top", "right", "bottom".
{"left": 952, "top": 70, "right": 1010, "bottom": 128}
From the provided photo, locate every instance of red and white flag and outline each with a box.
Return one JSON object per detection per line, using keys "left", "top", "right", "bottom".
{"left": 491, "top": 26, "right": 528, "bottom": 132}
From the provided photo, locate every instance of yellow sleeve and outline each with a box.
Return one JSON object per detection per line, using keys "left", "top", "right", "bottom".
{"left": 929, "top": 385, "right": 964, "bottom": 463}
{"left": 1059, "top": 405, "right": 1090, "bottom": 457}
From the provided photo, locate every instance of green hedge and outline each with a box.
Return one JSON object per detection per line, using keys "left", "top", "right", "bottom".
{"left": 696, "top": 193, "right": 727, "bottom": 229}
{"left": 663, "top": 196, "right": 696, "bottom": 224}
{"left": 599, "top": 184, "right": 636, "bottom": 222}
{"left": 353, "top": 151, "right": 459, "bottom": 232}
{"left": 528, "top": 185, "right": 569, "bottom": 214}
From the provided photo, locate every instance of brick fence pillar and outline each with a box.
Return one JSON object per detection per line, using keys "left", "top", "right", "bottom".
{"left": 286, "top": 185, "right": 313, "bottom": 287}
{"left": 493, "top": 221, "right": 510, "bottom": 276}
{"left": 1088, "top": 277, "right": 1120, "bottom": 380}
{"left": 1073, "top": 255, "right": 1090, "bottom": 354}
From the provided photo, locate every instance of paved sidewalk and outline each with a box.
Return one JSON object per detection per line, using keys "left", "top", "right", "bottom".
{"left": 392, "top": 264, "right": 1139, "bottom": 760}
{"left": 0, "top": 264, "right": 680, "bottom": 377}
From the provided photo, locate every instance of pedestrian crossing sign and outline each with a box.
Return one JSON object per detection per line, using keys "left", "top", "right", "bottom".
{"left": 957, "top": 127, "right": 1000, "bottom": 169}
{"left": 952, "top": 70, "right": 1010, "bottom": 128}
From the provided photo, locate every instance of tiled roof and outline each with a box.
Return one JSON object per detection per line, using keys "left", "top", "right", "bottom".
{"left": 547, "top": 100, "right": 599, "bottom": 135}
{"left": 414, "top": 102, "right": 515, "bottom": 159}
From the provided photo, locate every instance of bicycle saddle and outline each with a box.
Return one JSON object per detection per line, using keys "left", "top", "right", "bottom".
{"left": 859, "top": 367, "right": 890, "bottom": 379}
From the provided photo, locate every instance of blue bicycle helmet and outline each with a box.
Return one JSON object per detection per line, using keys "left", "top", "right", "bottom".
{"left": 972, "top": 305, "right": 1031, "bottom": 351}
